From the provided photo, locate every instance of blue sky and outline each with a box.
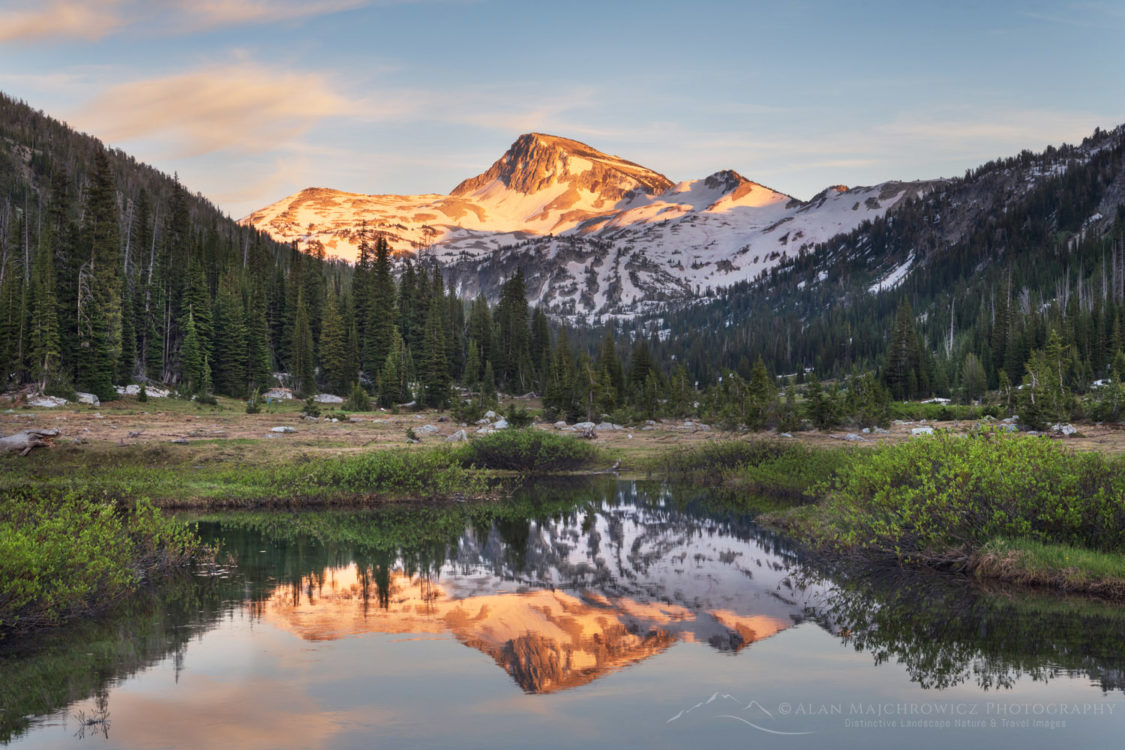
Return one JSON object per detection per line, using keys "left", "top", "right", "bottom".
{"left": 1, "top": 0, "right": 1122, "bottom": 218}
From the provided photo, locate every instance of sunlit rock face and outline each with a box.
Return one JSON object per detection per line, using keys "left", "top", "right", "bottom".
{"left": 243, "top": 133, "right": 930, "bottom": 320}
{"left": 259, "top": 499, "right": 816, "bottom": 693}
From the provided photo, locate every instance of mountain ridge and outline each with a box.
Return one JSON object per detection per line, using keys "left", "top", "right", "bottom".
{"left": 245, "top": 133, "right": 927, "bottom": 319}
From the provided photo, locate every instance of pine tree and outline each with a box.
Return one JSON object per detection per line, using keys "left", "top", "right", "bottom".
{"left": 495, "top": 270, "right": 531, "bottom": 391}
{"left": 75, "top": 149, "right": 123, "bottom": 400}
{"left": 180, "top": 311, "right": 205, "bottom": 394}
{"left": 290, "top": 293, "right": 317, "bottom": 397}
{"left": 245, "top": 287, "right": 273, "bottom": 391}
{"left": 211, "top": 278, "right": 248, "bottom": 396}
{"left": 319, "top": 293, "right": 349, "bottom": 395}
{"left": 419, "top": 295, "right": 450, "bottom": 408}
{"left": 365, "top": 236, "right": 397, "bottom": 371}
{"left": 28, "top": 229, "right": 61, "bottom": 389}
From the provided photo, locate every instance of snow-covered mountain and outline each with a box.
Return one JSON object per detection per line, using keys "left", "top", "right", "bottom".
{"left": 244, "top": 133, "right": 937, "bottom": 320}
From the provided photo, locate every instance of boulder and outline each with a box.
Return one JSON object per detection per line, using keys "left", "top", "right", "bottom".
{"left": 28, "top": 395, "right": 67, "bottom": 408}
{"left": 76, "top": 392, "right": 100, "bottom": 406}
{"left": 574, "top": 421, "right": 596, "bottom": 431}
{"left": 484, "top": 410, "right": 498, "bottom": 420}
{"left": 269, "top": 426, "right": 296, "bottom": 433}
{"left": 844, "top": 433, "right": 866, "bottom": 442}
{"left": 417, "top": 424, "right": 440, "bottom": 435}
{"left": 445, "top": 429, "right": 468, "bottom": 442}
{"left": 313, "top": 393, "right": 345, "bottom": 404}
{"left": 553, "top": 421, "right": 569, "bottom": 430}
{"left": 492, "top": 418, "right": 509, "bottom": 430}
{"left": 1050, "top": 423, "right": 1077, "bottom": 436}
{"left": 264, "top": 388, "right": 294, "bottom": 401}
{"left": 596, "top": 422, "right": 622, "bottom": 431}
{"left": 911, "top": 426, "right": 934, "bottom": 436}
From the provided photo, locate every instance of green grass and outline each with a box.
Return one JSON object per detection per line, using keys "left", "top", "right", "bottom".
{"left": 973, "top": 537, "right": 1125, "bottom": 596}
{"left": 658, "top": 438, "right": 852, "bottom": 502}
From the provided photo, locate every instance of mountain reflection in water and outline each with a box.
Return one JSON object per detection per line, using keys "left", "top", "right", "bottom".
{"left": 254, "top": 493, "right": 812, "bottom": 693}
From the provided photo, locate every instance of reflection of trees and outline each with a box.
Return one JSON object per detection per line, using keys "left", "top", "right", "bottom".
{"left": 807, "top": 564, "right": 1125, "bottom": 693}
{"left": 0, "top": 575, "right": 236, "bottom": 744}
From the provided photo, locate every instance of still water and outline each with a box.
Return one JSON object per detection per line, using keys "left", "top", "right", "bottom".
{"left": 3, "top": 480, "right": 1124, "bottom": 749}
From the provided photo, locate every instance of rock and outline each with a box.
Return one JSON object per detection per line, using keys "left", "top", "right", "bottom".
{"left": 484, "top": 410, "right": 498, "bottom": 420}
{"left": 780, "top": 432, "right": 793, "bottom": 438}
{"left": 313, "top": 393, "right": 344, "bottom": 404}
{"left": 329, "top": 417, "right": 339, "bottom": 423}
{"left": 264, "top": 387, "right": 294, "bottom": 401}
{"left": 445, "top": 429, "right": 468, "bottom": 442}
{"left": 417, "top": 424, "right": 440, "bottom": 435}
{"left": 576, "top": 426, "right": 597, "bottom": 440}
{"left": 437, "top": 415, "right": 449, "bottom": 423}
{"left": 645, "top": 420, "right": 658, "bottom": 426}
{"left": 76, "top": 392, "right": 100, "bottom": 406}
{"left": 116, "top": 383, "right": 169, "bottom": 397}
{"left": 553, "top": 421, "right": 569, "bottom": 430}
{"left": 1050, "top": 423, "right": 1077, "bottom": 436}
{"left": 269, "top": 426, "right": 296, "bottom": 433}
{"left": 475, "top": 417, "right": 491, "bottom": 425}
{"left": 873, "top": 426, "right": 890, "bottom": 434}
{"left": 574, "top": 421, "right": 596, "bottom": 431}
{"left": 492, "top": 418, "right": 509, "bottom": 430}
{"left": 28, "top": 395, "right": 67, "bottom": 408}
{"left": 596, "top": 422, "right": 622, "bottom": 431}
{"left": 911, "top": 426, "right": 934, "bottom": 436}
{"left": 844, "top": 433, "right": 866, "bottom": 442}
{"left": 170, "top": 438, "right": 189, "bottom": 445}
{"left": 861, "top": 427, "right": 870, "bottom": 434}
{"left": 476, "top": 426, "right": 494, "bottom": 435}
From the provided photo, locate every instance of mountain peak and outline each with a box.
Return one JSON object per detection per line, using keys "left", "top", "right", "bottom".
{"left": 450, "top": 133, "right": 673, "bottom": 199}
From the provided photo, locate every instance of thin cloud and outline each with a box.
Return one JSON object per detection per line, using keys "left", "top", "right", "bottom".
{"left": 0, "top": 0, "right": 123, "bottom": 42}
{"left": 72, "top": 64, "right": 360, "bottom": 157}
{"left": 180, "top": 0, "right": 369, "bottom": 29}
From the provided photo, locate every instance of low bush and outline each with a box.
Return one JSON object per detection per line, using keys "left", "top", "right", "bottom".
{"left": 0, "top": 489, "right": 204, "bottom": 637}
{"left": 458, "top": 429, "right": 599, "bottom": 473}
{"left": 821, "top": 430, "right": 1125, "bottom": 557}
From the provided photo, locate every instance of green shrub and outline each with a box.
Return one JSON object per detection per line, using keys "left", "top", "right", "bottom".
{"left": 505, "top": 403, "right": 534, "bottom": 428}
{"left": 822, "top": 430, "right": 1125, "bottom": 556}
{"left": 458, "top": 429, "right": 599, "bottom": 473}
{"left": 0, "top": 489, "right": 203, "bottom": 637}
{"left": 137, "top": 384, "right": 148, "bottom": 403}
{"left": 301, "top": 397, "right": 320, "bottom": 418}
{"left": 452, "top": 398, "right": 484, "bottom": 424}
{"left": 345, "top": 382, "right": 371, "bottom": 412}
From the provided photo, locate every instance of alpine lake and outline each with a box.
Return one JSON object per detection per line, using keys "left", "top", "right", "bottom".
{"left": 3, "top": 479, "right": 1124, "bottom": 749}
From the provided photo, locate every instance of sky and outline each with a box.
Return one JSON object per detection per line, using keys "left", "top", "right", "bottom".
{"left": 0, "top": 0, "right": 1122, "bottom": 219}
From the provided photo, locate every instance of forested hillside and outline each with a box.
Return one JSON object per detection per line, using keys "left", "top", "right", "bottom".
{"left": 0, "top": 94, "right": 639, "bottom": 421}
{"left": 638, "top": 126, "right": 1125, "bottom": 411}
